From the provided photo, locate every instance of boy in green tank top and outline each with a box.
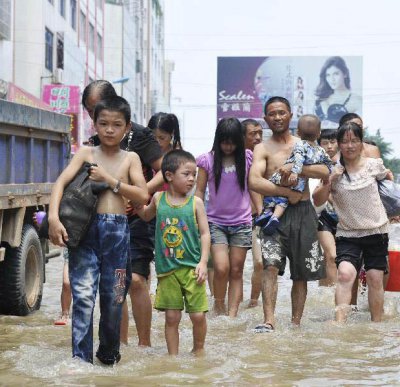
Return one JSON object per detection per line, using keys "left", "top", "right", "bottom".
{"left": 136, "top": 149, "right": 210, "bottom": 355}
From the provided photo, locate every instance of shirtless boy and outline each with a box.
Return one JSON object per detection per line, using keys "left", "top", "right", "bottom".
{"left": 48, "top": 96, "right": 148, "bottom": 364}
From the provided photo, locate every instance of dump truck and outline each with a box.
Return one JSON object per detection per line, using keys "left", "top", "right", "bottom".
{"left": 0, "top": 99, "right": 70, "bottom": 316}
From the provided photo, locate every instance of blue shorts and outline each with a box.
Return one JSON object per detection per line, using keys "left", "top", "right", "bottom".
{"left": 209, "top": 222, "right": 252, "bottom": 248}
{"left": 263, "top": 196, "right": 289, "bottom": 209}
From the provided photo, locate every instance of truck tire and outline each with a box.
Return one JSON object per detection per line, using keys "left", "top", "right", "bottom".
{"left": 0, "top": 225, "right": 44, "bottom": 316}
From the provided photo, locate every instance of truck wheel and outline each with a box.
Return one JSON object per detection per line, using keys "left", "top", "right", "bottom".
{"left": 0, "top": 225, "right": 44, "bottom": 316}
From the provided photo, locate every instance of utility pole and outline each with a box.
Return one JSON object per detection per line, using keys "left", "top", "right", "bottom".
{"left": 146, "top": 0, "right": 151, "bottom": 123}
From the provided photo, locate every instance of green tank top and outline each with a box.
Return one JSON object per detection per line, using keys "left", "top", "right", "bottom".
{"left": 155, "top": 192, "right": 201, "bottom": 275}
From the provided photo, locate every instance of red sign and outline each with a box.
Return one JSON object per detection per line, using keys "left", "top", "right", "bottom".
{"left": 42, "top": 85, "right": 81, "bottom": 113}
{"left": 7, "top": 83, "right": 51, "bottom": 110}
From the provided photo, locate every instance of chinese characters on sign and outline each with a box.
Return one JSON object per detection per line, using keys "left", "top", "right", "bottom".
{"left": 42, "top": 85, "right": 81, "bottom": 151}
{"left": 217, "top": 56, "right": 363, "bottom": 130}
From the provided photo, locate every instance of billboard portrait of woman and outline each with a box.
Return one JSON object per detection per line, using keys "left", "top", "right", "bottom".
{"left": 314, "top": 56, "right": 362, "bottom": 128}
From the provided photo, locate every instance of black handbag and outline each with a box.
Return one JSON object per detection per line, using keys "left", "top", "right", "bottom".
{"left": 378, "top": 179, "right": 400, "bottom": 218}
{"left": 39, "top": 162, "right": 108, "bottom": 247}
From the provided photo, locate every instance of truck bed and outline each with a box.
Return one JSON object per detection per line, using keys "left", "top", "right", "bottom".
{"left": 0, "top": 99, "right": 71, "bottom": 209}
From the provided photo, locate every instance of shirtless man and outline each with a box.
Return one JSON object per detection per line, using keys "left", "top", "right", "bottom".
{"left": 48, "top": 96, "right": 149, "bottom": 364}
{"left": 249, "top": 96, "right": 329, "bottom": 332}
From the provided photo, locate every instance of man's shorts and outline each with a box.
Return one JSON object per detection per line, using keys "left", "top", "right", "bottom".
{"left": 335, "top": 233, "right": 388, "bottom": 272}
{"left": 318, "top": 209, "right": 338, "bottom": 235}
{"left": 128, "top": 216, "right": 155, "bottom": 279}
{"left": 154, "top": 266, "right": 208, "bottom": 313}
{"left": 259, "top": 200, "right": 326, "bottom": 281}
{"left": 209, "top": 222, "right": 252, "bottom": 248}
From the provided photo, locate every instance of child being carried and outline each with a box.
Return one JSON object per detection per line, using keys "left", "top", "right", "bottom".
{"left": 255, "top": 114, "right": 332, "bottom": 235}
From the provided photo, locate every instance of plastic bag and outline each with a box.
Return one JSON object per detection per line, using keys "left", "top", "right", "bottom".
{"left": 378, "top": 179, "right": 400, "bottom": 218}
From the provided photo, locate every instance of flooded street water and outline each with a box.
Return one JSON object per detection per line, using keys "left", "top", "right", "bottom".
{"left": 1, "top": 250, "right": 400, "bottom": 386}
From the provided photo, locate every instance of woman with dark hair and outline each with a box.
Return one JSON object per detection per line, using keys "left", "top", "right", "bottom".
{"left": 313, "top": 122, "right": 392, "bottom": 323}
{"left": 339, "top": 113, "right": 381, "bottom": 159}
{"left": 314, "top": 57, "right": 361, "bottom": 128}
{"left": 147, "top": 112, "right": 182, "bottom": 153}
{"left": 195, "top": 118, "right": 257, "bottom": 317}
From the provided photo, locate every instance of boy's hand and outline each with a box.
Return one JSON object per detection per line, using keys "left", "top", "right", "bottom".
{"left": 88, "top": 164, "right": 110, "bottom": 183}
{"left": 49, "top": 219, "right": 68, "bottom": 247}
{"left": 195, "top": 261, "right": 207, "bottom": 284}
{"left": 288, "top": 172, "right": 298, "bottom": 185}
{"left": 278, "top": 164, "right": 293, "bottom": 178}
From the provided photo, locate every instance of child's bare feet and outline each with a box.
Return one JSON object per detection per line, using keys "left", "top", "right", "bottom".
{"left": 247, "top": 299, "right": 259, "bottom": 308}
{"left": 213, "top": 299, "right": 226, "bottom": 316}
{"left": 191, "top": 348, "right": 205, "bottom": 356}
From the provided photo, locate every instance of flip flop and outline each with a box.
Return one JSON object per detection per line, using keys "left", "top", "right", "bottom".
{"left": 253, "top": 323, "right": 274, "bottom": 333}
{"left": 54, "top": 316, "right": 69, "bottom": 326}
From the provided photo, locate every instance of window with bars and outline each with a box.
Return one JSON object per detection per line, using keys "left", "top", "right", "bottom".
{"left": 59, "top": 0, "right": 66, "bottom": 17}
{"left": 45, "top": 27, "right": 54, "bottom": 71}
{"left": 0, "top": 0, "right": 11, "bottom": 40}
{"left": 97, "top": 33, "right": 103, "bottom": 61}
{"left": 70, "top": 0, "right": 77, "bottom": 30}
{"left": 89, "top": 23, "right": 95, "bottom": 52}
{"left": 80, "top": 10, "right": 86, "bottom": 42}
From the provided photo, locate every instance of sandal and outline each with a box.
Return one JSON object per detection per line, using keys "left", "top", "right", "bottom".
{"left": 253, "top": 323, "right": 274, "bottom": 333}
{"left": 54, "top": 314, "right": 70, "bottom": 326}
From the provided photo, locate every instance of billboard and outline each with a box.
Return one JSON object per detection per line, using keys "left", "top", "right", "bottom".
{"left": 217, "top": 56, "right": 363, "bottom": 129}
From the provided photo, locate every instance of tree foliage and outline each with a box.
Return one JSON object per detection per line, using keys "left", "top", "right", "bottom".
{"left": 365, "top": 128, "right": 400, "bottom": 177}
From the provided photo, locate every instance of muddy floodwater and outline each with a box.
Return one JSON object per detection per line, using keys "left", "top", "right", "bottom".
{"left": 1, "top": 251, "right": 400, "bottom": 386}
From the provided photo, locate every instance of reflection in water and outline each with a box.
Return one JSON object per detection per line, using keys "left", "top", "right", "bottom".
{"left": 1, "top": 253, "right": 400, "bottom": 385}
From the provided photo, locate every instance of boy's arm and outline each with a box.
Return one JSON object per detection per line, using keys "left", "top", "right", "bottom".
{"left": 249, "top": 143, "right": 301, "bottom": 204}
{"left": 120, "top": 153, "right": 149, "bottom": 204}
{"left": 194, "top": 197, "right": 210, "bottom": 284}
{"left": 136, "top": 193, "right": 158, "bottom": 222}
{"left": 194, "top": 167, "right": 208, "bottom": 201}
{"left": 88, "top": 152, "right": 148, "bottom": 204}
{"left": 290, "top": 143, "right": 306, "bottom": 175}
{"left": 48, "top": 147, "right": 91, "bottom": 246}
{"left": 147, "top": 169, "right": 165, "bottom": 194}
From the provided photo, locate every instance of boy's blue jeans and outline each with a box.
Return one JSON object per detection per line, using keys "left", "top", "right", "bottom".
{"left": 68, "top": 214, "right": 130, "bottom": 364}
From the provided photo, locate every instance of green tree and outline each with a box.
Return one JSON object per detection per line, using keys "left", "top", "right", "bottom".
{"left": 365, "top": 128, "right": 400, "bottom": 176}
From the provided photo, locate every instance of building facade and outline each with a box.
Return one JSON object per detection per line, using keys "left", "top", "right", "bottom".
{"left": 0, "top": 0, "right": 172, "bottom": 141}
{"left": 104, "top": 0, "right": 172, "bottom": 125}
